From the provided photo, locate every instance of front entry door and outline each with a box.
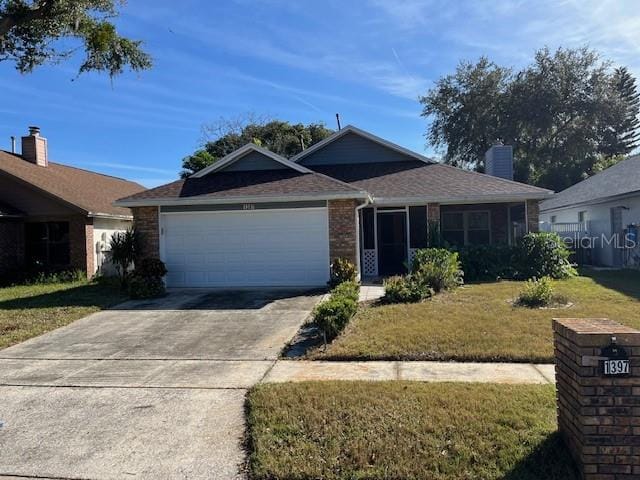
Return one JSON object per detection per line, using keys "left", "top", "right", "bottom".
{"left": 377, "top": 211, "right": 408, "bottom": 276}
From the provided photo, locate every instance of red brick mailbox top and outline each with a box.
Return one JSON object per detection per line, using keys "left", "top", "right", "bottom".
{"left": 553, "top": 318, "right": 640, "bottom": 480}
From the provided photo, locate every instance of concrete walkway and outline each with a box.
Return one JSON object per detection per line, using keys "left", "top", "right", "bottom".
{"left": 263, "top": 360, "right": 556, "bottom": 384}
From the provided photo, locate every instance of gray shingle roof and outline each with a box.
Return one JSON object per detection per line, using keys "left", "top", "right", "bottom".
{"left": 311, "top": 161, "right": 551, "bottom": 201}
{"left": 118, "top": 169, "right": 366, "bottom": 204}
{"left": 540, "top": 155, "right": 640, "bottom": 211}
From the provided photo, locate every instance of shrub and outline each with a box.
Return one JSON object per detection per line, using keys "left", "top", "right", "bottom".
{"left": 314, "top": 280, "right": 360, "bottom": 340}
{"left": 516, "top": 232, "right": 577, "bottom": 280}
{"left": 458, "top": 244, "right": 518, "bottom": 282}
{"left": 1, "top": 268, "right": 86, "bottom": 287}
{"left": 109, "top": 228, "right": 141, "bottom": 285}
{"left": 29, "top": 269, "right": 85, "bottom": 285}
{"left": 331, "top": 280, "right": 360, "bottom": 303}
{"left": 313, "top": 295, "right": 357, "bottom": 340}
{"left": 127, "top": 258, "right": 167, "bottom": 299}
{"left": 516, "top": 276, "right": 554, "bottom": 308}
{"left": 135, "top": 258, "right": 168, "bottom": 278}
{"left": 411, "top": 248, "right": 463, "bottom": 292}
{"left": 128, "top": 274, "right": 166, "bottom": 299}
{"left": 383, "top": 275, "right": 432, "bottom": 304}
{"left": 329, "top": 258, "right": 357, "bottom": 287}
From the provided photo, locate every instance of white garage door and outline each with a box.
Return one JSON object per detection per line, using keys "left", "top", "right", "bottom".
{"left": 161, "top": 207, "right": 330, "bottom": 287}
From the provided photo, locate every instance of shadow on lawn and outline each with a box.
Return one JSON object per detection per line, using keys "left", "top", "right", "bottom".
{"left": 502, "top": 432, "right": 579, "bottom": 480}
{"left": 0, "top": 283, "right": 126, "bottom": 311}
{"left": 0, "top": 283, "right": 324, "bottom": 312}
{"left": 580, "top": 268, "right": 640, "bottom": 302}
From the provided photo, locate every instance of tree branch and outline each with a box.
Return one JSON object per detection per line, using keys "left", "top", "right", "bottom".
{"left": 0, "top": 0, "right": 57, "bottom": 37}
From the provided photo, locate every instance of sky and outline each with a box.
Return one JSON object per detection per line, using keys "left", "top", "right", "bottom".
{"left": 2, "top": 0, "right": 640, "bottom": 187}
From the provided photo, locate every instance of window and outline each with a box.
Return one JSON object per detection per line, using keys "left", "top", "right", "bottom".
{"left": 442, "top": 211, "right": 491, "bottom": 247}
{"left": 551, "top": 215, "right": 557, "bottom": 224}
{"left": 25, "top": 222, "right": 70, "bottom": 267}
{"left": 578, "top": 211, "right": 587, "bottom": 223}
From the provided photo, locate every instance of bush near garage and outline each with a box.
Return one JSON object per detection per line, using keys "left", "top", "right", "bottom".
{"left": 314, "top": 281, "right": 360, "bottom": 340}
{"left": 128, "top": 258, "right": 168, "bottom": 299}
{"left": 328, "top": 258, "right": 357, "bottom": 288}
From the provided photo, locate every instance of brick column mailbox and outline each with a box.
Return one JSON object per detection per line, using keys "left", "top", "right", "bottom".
{"left": 553, "top": 318, "right": 640, "bottom": 479}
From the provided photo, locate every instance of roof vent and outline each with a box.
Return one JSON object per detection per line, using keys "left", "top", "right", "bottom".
{"left": 485, "top": 144, "right": 513, "bottom": 180}
{"left": 21, "top": 126, "right": 48, "bottom": 167}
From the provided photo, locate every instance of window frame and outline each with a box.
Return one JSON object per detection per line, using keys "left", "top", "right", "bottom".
{"left": 25, "top": 221, "right": 71, "bottom": 268}
{"left": 578, "top": 211, "right": 587, "bottom": 223}
{"left": 441, "top": 210, "right": 492, "bottom": 246}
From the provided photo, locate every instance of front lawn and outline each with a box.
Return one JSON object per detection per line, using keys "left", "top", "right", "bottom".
{"left": 0, "top": 280, "right": 127, "bottom": 350}
{"left": 314, "top": 270, "right": 640, "bottom": 363}
{"left": 247, "top": 381, "right": 578, "bottom": 480}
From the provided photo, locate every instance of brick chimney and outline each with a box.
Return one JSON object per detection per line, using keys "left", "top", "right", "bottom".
{"left": 21, "top": 126, "right": 48, "bottom": 167}
{"left": 485, "top": 142, "right": 513, "bottom": 180}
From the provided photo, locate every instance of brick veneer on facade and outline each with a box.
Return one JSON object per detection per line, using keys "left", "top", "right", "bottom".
{"left": 132, "top": 206, "right": 160, "bottom": 259}
{"left": 553, "top": 318, "right": 640, "bottom": 479}
{"left": 328, "top": 199, "right": 359, "bottom": 265}
{"left": 68, "top": 215, "right": 93, "bottom": 276}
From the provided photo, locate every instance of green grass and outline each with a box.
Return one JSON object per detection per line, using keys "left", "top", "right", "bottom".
{"left": 314, "top": 270, "right": 640, "bottom": 363}
{"left": 0, "top": 280, "right": 127, "bottom": 350}
{"left": 247, "top": 381, "right": 578, "bottom": 480}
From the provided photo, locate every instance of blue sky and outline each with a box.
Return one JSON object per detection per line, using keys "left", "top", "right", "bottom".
{"left": 2, "top": 0, "right": 639, "bottom": 187}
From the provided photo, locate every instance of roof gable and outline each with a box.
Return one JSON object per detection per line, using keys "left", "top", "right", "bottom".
{"left": 191, "top": 144, "right": 311, "bottom": 178}
{"left": 292, "top": 125, "right": 433, "bottom": 166}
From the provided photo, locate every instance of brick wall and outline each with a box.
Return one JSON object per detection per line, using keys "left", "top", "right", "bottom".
{"left": 68, "top": 215, "right": 93, "bottom": 276}
{"left": 132, "top": 206, "right": 160, "bottom": 259}
{"left": 328, "top": 199, "right": 359, "bottom": 266}
{"left": 553, "top": 318, "right": 640, "bottom": 479}
{"left": 527, "top": 199, "right": 540, "bottom": 233}
{"left": 0, "top": 220, "right": 23, "bottom": 274}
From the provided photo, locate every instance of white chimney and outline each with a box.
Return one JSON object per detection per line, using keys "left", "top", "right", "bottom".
{"left": 485, "top": 143, "right": 513, "bottom": 180}
{"left": 21, "top": 126, "right": 48, "bottom": 167}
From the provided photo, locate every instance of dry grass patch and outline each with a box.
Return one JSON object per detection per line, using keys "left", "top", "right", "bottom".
{"left": 314, "top": 270, "right": 640, "bottom": 363}
{"left": 247, "top": 381, "right": 577, "bottom": 480}
{"left": 0, "top": 280, "right": 127, "bottom": 350}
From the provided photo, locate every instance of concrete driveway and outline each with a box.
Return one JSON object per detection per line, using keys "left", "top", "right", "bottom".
{"left": 0, "top": 289, "right": 322, "bottom": 480}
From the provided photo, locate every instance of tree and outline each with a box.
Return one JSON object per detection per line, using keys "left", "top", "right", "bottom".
{"left": 603, "top": 67, "right": 640, "bottom": 155}
{"left": 420, "top": 47, "right": 639, "bottom": 191}
{"left": 180, "top": 117, "right": 333, "bottom": 178}
{"left": 421, "top": 57, "right": 512, "bottom": 170}
{"left": 0, "top": 0, "right": 151, "bottom": 76}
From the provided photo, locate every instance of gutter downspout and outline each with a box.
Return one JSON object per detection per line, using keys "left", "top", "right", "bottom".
{"left": 354, "top": 195, "right": 373, "bottom": 282}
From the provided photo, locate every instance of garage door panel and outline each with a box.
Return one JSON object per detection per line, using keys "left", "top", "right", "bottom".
{"left": 162, "top": 208, "right": 330, "bottom": 287}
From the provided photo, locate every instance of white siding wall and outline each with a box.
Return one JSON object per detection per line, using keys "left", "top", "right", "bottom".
{"left": 93, "top": 218, "right": 132, "bottom": 276}
{"left": 541, "top": 195, "right": 640, "bottom": 267}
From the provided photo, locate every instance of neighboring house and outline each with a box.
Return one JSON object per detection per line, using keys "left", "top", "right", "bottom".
{"left": 540, "top": 155, "right": 640, "bottom": 268}
{"left": 116, "top": 125, "right": 552, "bottom": 287}
{"left": 0, "top": 127, "right": 145, "bottom": 277}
